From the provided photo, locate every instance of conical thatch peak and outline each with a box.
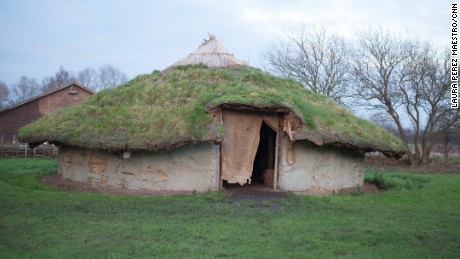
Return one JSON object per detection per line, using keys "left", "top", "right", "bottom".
{"left": 171, "top": 34, "right": 249, "bottom": 68}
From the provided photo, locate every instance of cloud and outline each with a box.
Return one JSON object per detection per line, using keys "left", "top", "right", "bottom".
{"left": 0, "top": 0, "right": 449, "bottom": 88}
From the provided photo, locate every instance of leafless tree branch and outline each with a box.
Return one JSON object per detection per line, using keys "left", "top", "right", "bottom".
{"left": 352, "top": 28, "right": 456, "bottom": 165}
{"left": 262, "top": 25, "right": 351, "bottom": 104}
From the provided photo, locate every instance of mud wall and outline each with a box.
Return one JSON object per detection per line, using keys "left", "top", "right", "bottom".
{"left": 278, "top": 138, "right": 364, "bottom": 194}
{"left": 58, "top": 142, "right": 220, "bottom": 192}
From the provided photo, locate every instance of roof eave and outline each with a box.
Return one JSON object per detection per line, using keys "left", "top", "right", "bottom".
{"left": 292, "top": 130, "right": 405, "bottom": 158}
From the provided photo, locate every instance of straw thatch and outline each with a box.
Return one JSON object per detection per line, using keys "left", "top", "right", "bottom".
{"left": 171, "top": 34, "right": 248, "bottom": 68}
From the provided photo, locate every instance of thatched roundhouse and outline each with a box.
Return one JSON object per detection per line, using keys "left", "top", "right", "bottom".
{"left": 20, "top": 35, "right": 403, "bottom": 194}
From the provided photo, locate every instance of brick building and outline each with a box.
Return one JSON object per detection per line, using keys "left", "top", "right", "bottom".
{"left": 0, "top": 82, "right": 94, "bottom": 144}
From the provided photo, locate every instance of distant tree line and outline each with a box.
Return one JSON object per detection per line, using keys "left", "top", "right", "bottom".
{"left": 263, "top": 25, "right": 458, "bottom": 166}
{"left": 0, "top": 65, "right": 128, "bottom": 109}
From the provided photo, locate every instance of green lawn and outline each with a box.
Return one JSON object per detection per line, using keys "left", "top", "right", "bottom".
{"left": 1, "top": 158, "right": 459, "bottom": 258}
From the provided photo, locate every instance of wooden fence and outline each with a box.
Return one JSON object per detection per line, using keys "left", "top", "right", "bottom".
{"left": 0, "top": 143, "right": 58, "bottom": 158}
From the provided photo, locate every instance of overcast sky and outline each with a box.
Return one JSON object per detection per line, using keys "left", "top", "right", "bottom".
{"left": 0, "top": 0, "right": 450, "bottom": 88}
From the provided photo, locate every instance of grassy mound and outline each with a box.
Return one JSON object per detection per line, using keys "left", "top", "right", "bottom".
{"left": 19, "top": 65, "right": 403, "bottom": 151}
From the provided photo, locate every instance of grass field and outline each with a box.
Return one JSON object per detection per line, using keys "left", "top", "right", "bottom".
{"left": 1, "top": 158, "right": 459, "bottom": 258}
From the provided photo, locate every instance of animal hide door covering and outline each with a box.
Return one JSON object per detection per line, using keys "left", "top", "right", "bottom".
{"left": 221, "top": 110, "right": 278, "bottom": 185}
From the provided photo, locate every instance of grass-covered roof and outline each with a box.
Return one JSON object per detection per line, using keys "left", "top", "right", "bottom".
{"left": 19, "top": 64, "right": 403, "bottom": 154}
{"left": 19, "top": 35, "right": 403, "bottom": 155}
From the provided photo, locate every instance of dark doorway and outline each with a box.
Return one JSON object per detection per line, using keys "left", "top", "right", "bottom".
{"left": 251, "top": 121, "right": 277, "bottom": 186}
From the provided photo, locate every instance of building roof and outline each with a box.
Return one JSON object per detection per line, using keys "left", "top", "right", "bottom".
{"left": 170, "top": 35, "right": 248, "bottom": 68}
{"left": 0, "top": 82, "right": 94, "bottom": 114}
{"left": 19, "top": 36, "right": 404, "bottom": 157}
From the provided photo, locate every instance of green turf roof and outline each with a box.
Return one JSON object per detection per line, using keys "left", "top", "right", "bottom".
{"left": 19, "top": 64, "right": 404, "bottom": 154}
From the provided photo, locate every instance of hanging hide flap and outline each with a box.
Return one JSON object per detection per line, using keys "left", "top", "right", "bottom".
{"left": 221, "top": 110, "right": 263, "bottom": 185}
{"left": 261, "top": 114, "right": 279, "bottom": 131}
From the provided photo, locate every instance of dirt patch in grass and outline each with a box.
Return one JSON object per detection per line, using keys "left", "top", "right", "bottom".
{"left": 224, "top": 183, "right": 290, "bottom": 201}
{"left": 42, "top": 173, "right": 382, "bottom": 198}
{"left": 403, "top": 163, "right": 460, "bottom": 173}
{"left": 225, "top": 182, "right": 384, "bottom": 199}
{"left": 339, "top": 182, "right": 385, "bottom": 195}
{"left": 366, "top": 156, "right": 460, "bottom": 174}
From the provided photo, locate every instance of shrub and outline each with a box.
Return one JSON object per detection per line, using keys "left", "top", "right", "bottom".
{"left": 367, "top": 172, "right": 427, "bottom": 191}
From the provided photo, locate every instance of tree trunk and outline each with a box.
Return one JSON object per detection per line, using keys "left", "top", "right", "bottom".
{"left": 421, "top": 147, "right": 431, "bottom": 164}
{"left": 407, "top": 152, "right": 421, "bottom": 166}
{"left": 444, "top": 149, "right": 449, "bottom": 165}
{"left": 442, "top": 140, "right": 451, "bottom": 165}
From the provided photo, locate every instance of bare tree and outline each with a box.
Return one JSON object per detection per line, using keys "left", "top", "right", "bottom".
{"left": 41, "top": 66, "right": 76, "bottom": 92}
{"left": 77, "top": 67, "right": 98, "bottom": 90}
{"left": 97, "top": 64, "right": 128, "bottom": 90}
{"left": 263, "top": 25, "right": 351, "bottom": 103}
{"left": 12, "top": 76, "right": 40, "bottom": 103}
{"left": 352, "top": 28, "right": 455, "bottom": 165}
{"left": 0, "top": 81, "right": 10, "bottom": 109}
{"left": 436, "top": 108, "right": 459, "bottom": 163}
{"left": 369, "top": 111, "right": 399, "bottom": 136}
